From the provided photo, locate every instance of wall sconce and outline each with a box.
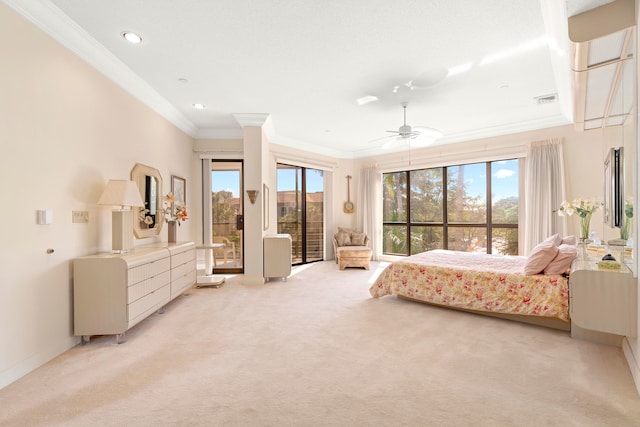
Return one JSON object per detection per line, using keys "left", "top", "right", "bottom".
{"left": 246, "top": 190, "right": 258, "bottom": 204}
{"left": 98, "top": 179, "right": 144, "bottom": 253}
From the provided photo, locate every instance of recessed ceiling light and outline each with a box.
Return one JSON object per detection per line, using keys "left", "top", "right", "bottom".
{"left": 178, "top": 78, "right": 189, "bottom": 84}
{"left": 192, "top": 103, "right": 206, "bottom": 110}
{"left": 121, "top": 32, "right": 142, "bottom": 44}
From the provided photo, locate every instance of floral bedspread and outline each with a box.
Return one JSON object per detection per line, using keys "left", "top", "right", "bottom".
{"left": 370, "top": 250, "right": 570, "bottom": 322}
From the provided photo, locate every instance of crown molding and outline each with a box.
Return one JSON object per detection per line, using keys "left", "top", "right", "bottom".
{"left": 3, "top": 0, "right": 198, "bottom": 137}
{"left": 232, "top": 113, "right": 270, "bottom": 128}
{"left": 435, "top": 115, "right": 572, "bottom": 146}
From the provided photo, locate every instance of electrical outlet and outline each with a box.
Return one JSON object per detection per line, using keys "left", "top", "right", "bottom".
{"left": 72, "top": 210, "right": 89, "bottom": 223}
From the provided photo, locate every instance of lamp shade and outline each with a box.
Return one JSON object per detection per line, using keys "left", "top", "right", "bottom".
{"left": 97, "top": 180, "right": 144, "bottom": 207}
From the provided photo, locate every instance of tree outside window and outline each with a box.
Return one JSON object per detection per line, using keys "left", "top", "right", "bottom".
{"left": 382, "top": 159, "right": 518, "bottom": 256}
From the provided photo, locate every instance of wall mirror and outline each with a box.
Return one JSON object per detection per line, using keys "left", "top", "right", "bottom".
{"left": 603, "top": 29, "right": 635, "bottom": 274}
{"left": 131, "top": 163, "right": 163, "bottom": 238}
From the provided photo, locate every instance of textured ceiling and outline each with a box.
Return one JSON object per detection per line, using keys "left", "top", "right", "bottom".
{"left": 5, "top": 0, "right": 614, "bottom": 158}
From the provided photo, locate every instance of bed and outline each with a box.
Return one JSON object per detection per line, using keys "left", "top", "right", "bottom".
{"left": 370, "top": 249, "right": 571, "bottom": 330}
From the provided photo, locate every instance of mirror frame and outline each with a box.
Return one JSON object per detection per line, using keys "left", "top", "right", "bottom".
{"left": 131, "top": 163, "right": 163, "bottom": 239}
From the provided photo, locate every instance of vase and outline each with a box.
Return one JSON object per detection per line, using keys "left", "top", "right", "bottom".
{"left": 621, "top": 216, "right": 632, "bottom": 240}
{"left": 167, "top": 221, "right": 177, "bottom": 243}
{"left": 580, "top": 213, "right": 592, "bottom": 240}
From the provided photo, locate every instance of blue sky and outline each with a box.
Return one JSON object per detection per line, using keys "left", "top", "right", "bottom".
{"left": 462, "top": 159, "right": 518, "bottom": 201}
{"left": 212, "top": 162, "right": 516, "bottom": 200}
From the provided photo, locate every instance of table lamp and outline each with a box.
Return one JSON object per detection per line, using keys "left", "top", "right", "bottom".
{"left": 98, "top": 179, "right": 144, "bottom": 253}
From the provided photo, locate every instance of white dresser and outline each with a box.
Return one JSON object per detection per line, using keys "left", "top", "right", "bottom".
{"left": 73, "top": 242, "right": 195, "bottom": 342}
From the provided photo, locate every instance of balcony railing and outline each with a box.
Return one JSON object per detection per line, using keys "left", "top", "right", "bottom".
{"left": 278, "top": 220, "right": 324, "bottom": 263}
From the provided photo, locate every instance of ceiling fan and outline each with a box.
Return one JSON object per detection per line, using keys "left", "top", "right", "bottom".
{"left": 371, "top": 103, "right": 443, "bottom": 150}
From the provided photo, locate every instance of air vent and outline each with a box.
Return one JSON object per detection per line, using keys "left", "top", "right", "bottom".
{"left": 534, "top": 93, "right": 558, "bottom": 105}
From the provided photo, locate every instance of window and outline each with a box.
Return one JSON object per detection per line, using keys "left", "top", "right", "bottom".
{"left": 382, "top": 159, "right": 519, "bottom": 256}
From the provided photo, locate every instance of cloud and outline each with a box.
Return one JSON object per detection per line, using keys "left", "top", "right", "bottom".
{"left": 494, "top": 169, "right": 515, "bottom": 179}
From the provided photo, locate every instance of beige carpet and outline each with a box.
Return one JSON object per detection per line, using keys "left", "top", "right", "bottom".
{"left": 1, "top": 261, "right": 640, "bottom": 426}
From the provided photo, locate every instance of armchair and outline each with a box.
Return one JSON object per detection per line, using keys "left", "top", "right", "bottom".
{"left": 333, "top": 228, "right": 372, "bottom": 270}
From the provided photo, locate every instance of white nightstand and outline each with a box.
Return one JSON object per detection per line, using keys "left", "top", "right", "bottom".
{"left": 569, "top": 258, "right": 637, "bottom": 344}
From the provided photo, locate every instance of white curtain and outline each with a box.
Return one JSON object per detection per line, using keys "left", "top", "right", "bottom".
{"left": 358, "top": 165, "right": 381, "bottom": 260}
{"left": 201, "top": 158, "right": 213, "bottom": 246}
{"left": 524, "top": 138, "right": 566, "bottom": 254}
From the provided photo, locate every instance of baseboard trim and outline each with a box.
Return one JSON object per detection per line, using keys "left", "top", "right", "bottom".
{"left": 0, "top": 336, "right": 77, "bottom": 390}
{"left": 622, "top": 337, "right": 640, "bottom": 396}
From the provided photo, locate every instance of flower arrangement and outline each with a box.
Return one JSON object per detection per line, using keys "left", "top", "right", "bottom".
{"left": 137, "top": 192, "right": 188, "bottom": 228}
{"left": 163, "top": 192, "right": 188, "bottom": 225}
{"left": 556, "top": 197, "right": 602, "bottom": 239}
{"left": 138, "top": 208, "right": 154, "bottom": 226}
{"left": 621, "top": 199, "right": 634, "bottom": 240}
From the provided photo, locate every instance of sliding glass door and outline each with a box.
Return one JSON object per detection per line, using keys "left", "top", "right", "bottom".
{"left": 277, "top": 164, "right": 324, "bottom": 264}
{"left": 211, "top": 161, "right": 243, "bottom": 273}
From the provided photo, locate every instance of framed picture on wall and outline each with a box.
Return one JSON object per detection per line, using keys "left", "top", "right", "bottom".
{"left": 171, "top": 175, "right": 186, "bottom": 213}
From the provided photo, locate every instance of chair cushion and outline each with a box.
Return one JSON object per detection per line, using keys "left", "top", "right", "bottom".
{"left": 351, "top": 232, "right": 366, "bottom": 246}
{"left": 335, "top": 231, "right": 351, "bottom": 246}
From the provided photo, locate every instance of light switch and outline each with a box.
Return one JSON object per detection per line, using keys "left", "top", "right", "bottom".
{"left": 36, "top": 209, "right": 53, "bottom": 225}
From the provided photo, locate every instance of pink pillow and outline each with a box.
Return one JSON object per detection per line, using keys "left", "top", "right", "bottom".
{"left": 544, "top": 244, "right": 578, "bottom": 275}
{"left": 524, "top": 241, "right": 559, "bottom": 275}
{"left": 544, "top": 233, "right": 562, "bottom": 247}
{"left": 562, "top": 235, "right": 577, "bottom": 247}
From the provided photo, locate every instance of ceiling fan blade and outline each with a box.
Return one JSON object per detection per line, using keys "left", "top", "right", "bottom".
{"left": 414, "top": 126, "right": 444, "bottom": 139}
{"left": 409, "top": 138, "right": 437, "bottom": 148}
{"left": 381, "top": 138, "right": 402, "bottom": 150}
{"left": 369, "top": 134, "right": 398, "bottom": 143}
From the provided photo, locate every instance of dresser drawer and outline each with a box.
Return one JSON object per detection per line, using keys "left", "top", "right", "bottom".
{"left": 171, "top": 248, "right": 195, "bottom": 267}
{"left": 128, "top": 257, "right": 170, "bottom": 286}
{"left": 171, "top": 270, "right": 197, "bottom": 298}
{"left": 128, "top": 283, "right": 170, "bottom": 326}
{"left": 171, "top": 261, "right": 195, "bottom": 280}
{"left": 128, "top": 270, "right": 171, "bottom": 304}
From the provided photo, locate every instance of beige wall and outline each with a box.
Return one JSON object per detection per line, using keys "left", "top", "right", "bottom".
{"left": 0, "top": 3, "right": 195, "bottom": 388}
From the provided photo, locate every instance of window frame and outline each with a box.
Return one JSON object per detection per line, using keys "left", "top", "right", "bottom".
{"left": 382, "top": 160, "right": 519, "bottom": 256}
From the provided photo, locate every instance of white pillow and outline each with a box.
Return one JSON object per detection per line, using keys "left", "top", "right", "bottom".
{"left": 561, "top": 235, "right": 577, "bottom": 247}
{"left": 544, "top": 233, "right": 562, "bottom": 247}
{"left": 544, "top": 244, "right": 578, "bottom": 275}
{"left": 524, "top": 241, "right": 559, "bottom": 275}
